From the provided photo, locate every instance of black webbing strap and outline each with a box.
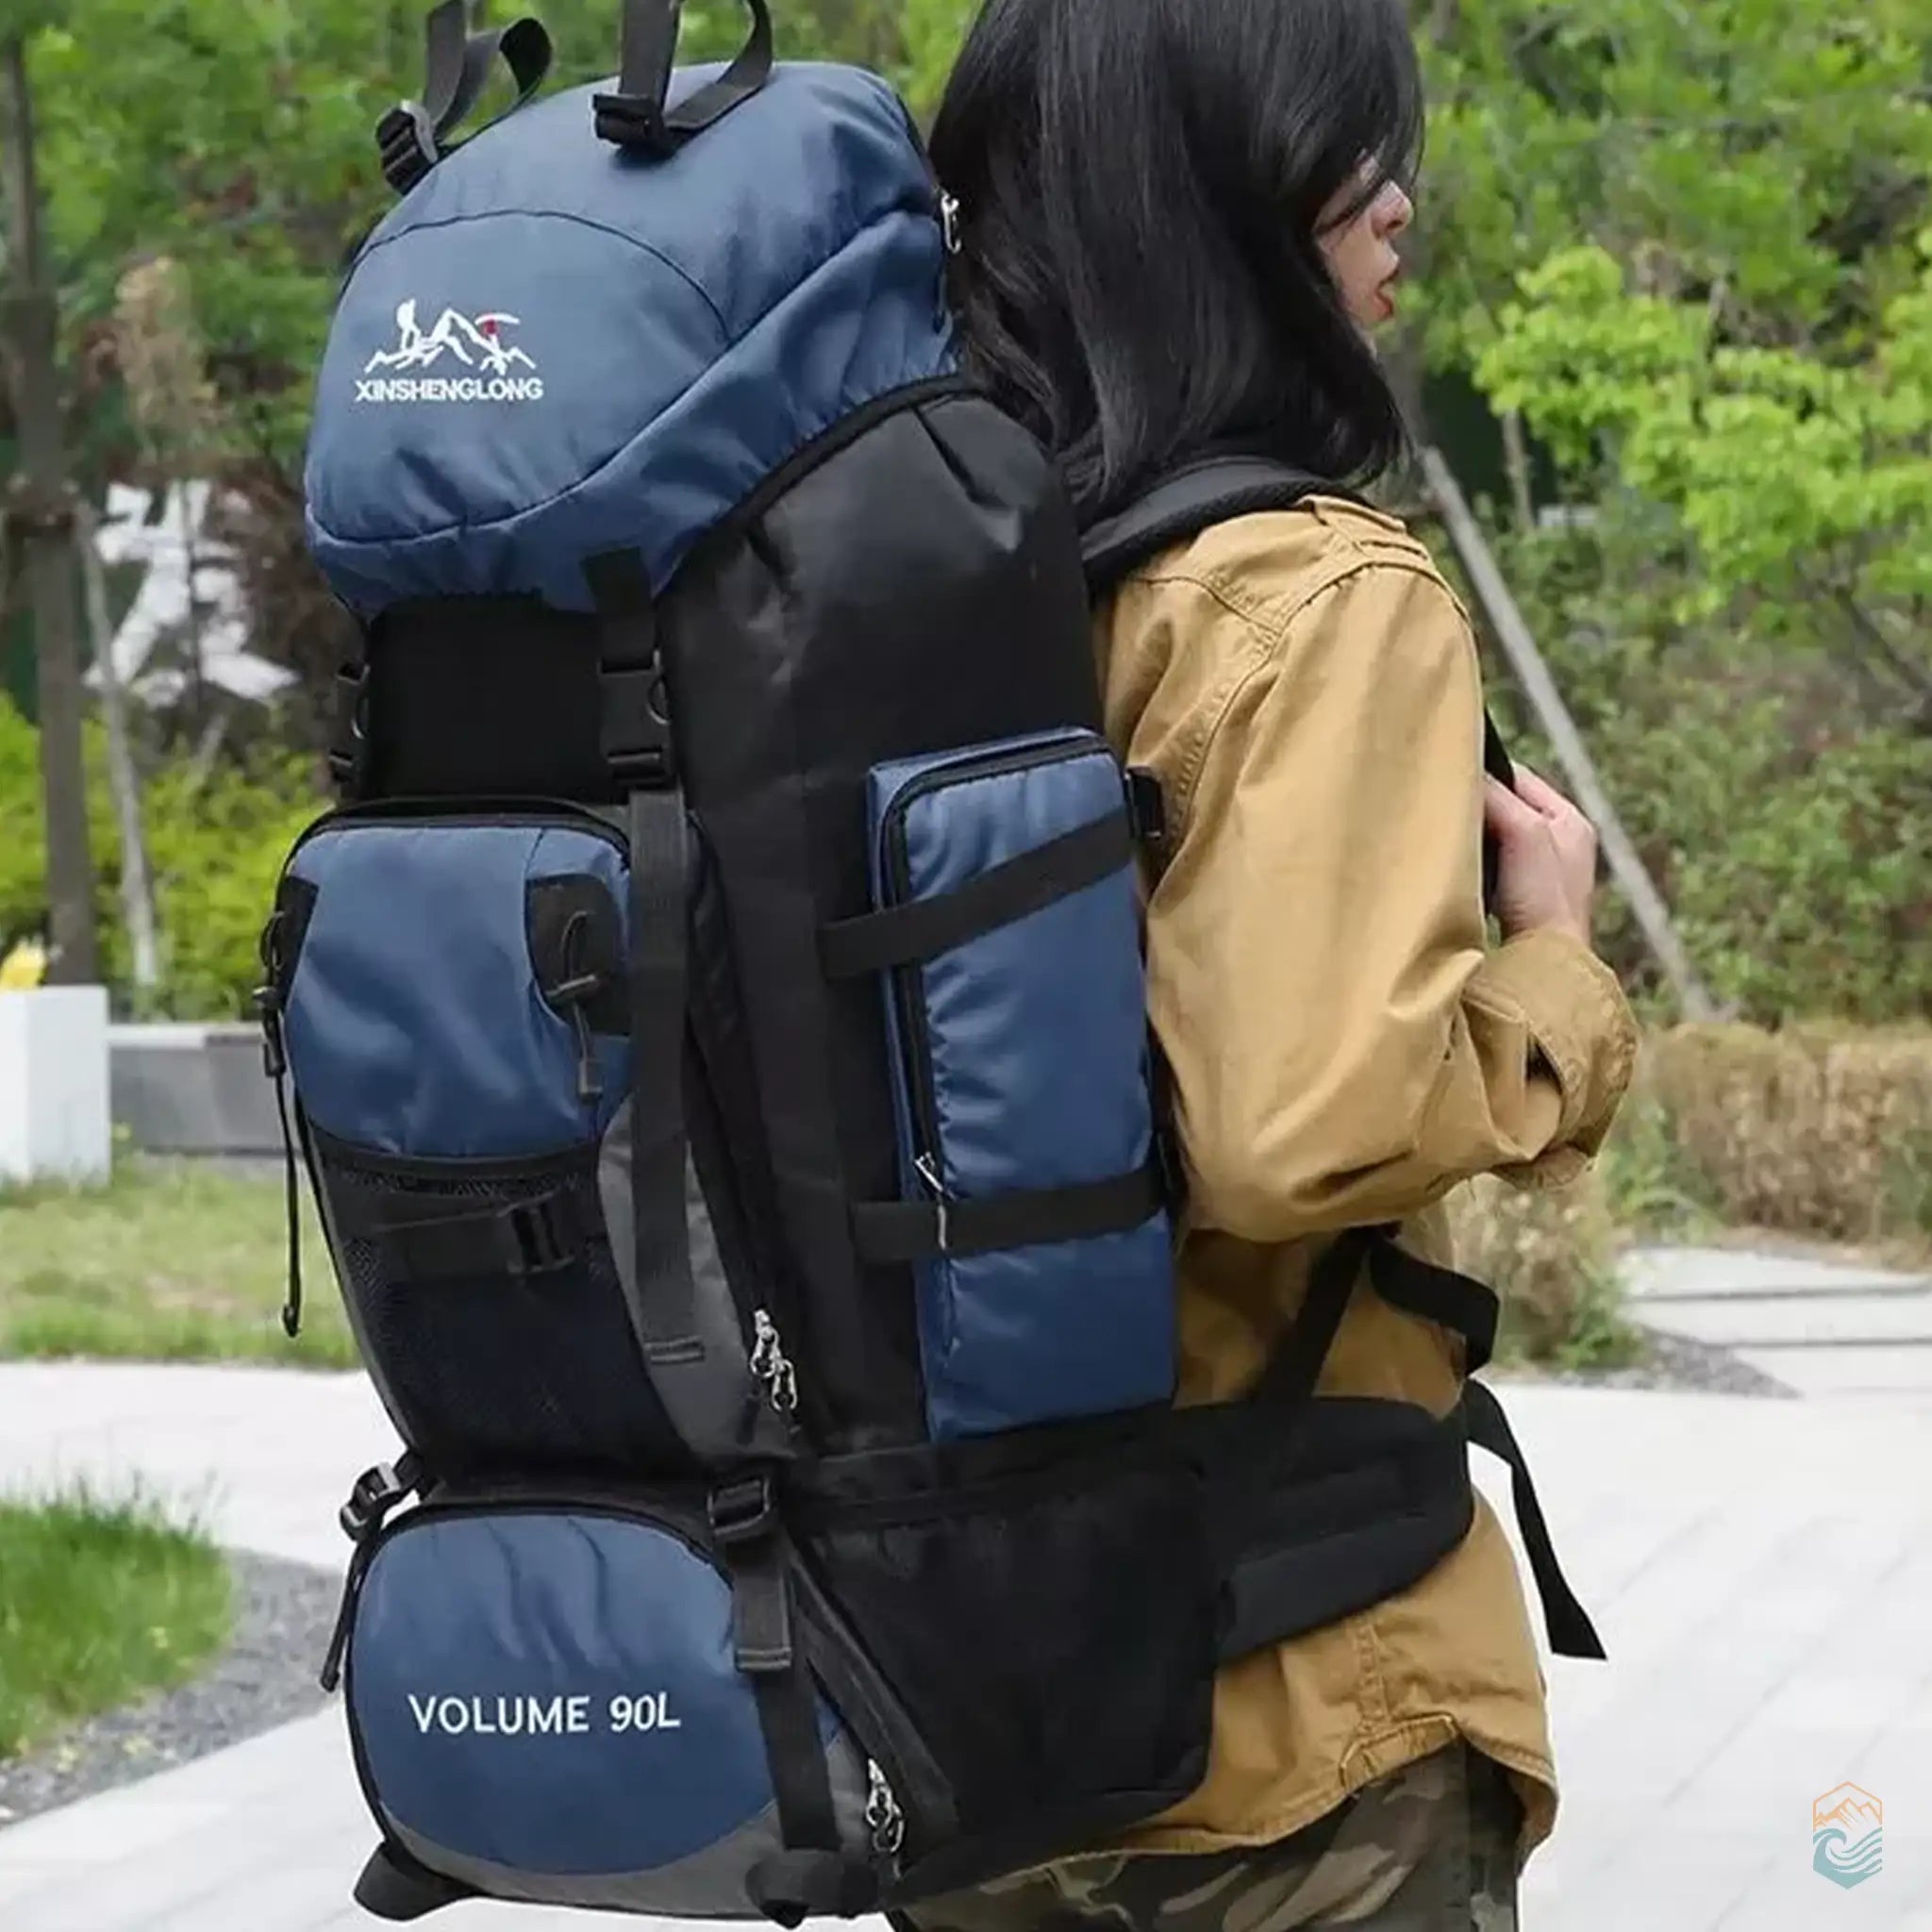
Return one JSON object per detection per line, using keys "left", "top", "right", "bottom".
{"left": 1461, "top": 1379, "right": 1606, "bottom": 1660}
{"left": 1363, "top": 1241, "right": 1499, "bottom": 1373}
{"left": 853, "top": 1161, "right": 1162, "bottom": 1265}
{"left": 338, "top": 1188, "right": 584, "bottom": 1283}
{"left": 594, "top": 0, "right": 774, "bottom": 156}
{"left": 627, "top": 785, "right": 708, "bottom": 1373}
{"left": 582, "top": 552, "right": 712, "bottom": 1441}
{"left": 1203, "top": 1226, "right": 1377, "bottom": 1570}
{"left": 820, "top": 812, "right": 1134, "bottom": 980}
{"left": 709, "top": 1480, "right": 841, "bottom": 1874}
{"left": 749, "top": 1851, "right": 877, "bottom": 1928}
{"left": 377, "top": 0, "right": 552, "bottom": 195}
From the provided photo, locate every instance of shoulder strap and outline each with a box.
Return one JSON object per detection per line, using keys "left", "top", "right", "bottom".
{"left": 1083, "top": 455, "right": 1518, "bottom": 903}
{"left": 1080, "top": 456, "right": 1339, "bottom": 596}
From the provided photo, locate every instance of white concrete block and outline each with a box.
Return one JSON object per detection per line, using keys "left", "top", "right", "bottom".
{"left": 0, "top": 986, "right": 112, "bottom": 1184}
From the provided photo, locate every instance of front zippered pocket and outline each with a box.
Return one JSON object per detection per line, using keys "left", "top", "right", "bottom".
{"left": 333, "top": 1487, "right": 947, "bottom": 1909}
{"left": 878, "top": 731, "right": 1100, "bottom": 1191}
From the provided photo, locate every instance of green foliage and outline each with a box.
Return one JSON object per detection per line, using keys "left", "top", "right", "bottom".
{"left": 0, "top": 693, "right": 325, "bottom": 1019}
{"left": 0, "top": 1157, "right": 351, "bottom": 1367}
{"left": 1419, "top": 0, "right": 1932, "bottom": 722}
{"left": 0, "top": 1485, "right": 230, "bottom": 1760}
{"left": 1462, "top": 519, "right": 1932, "bottom": 1025}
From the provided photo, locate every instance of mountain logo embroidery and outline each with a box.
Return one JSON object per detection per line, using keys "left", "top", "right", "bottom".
{"left": 356, "top": 301, "right": 544, "bottom": 403}
{"left": 1813, "top": 1783, "right": 1882, "bottom": 1890}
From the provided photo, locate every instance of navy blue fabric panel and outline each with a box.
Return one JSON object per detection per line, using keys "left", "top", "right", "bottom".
{"left": 351, "top": 1512, "right": 830, "bottom": 1874}
{"left": 868, "top": 735, "right": 1176, "bottom": 1439}
{"left": 283, "top": 823, "right": 629, "bottom": 1159}
{"left": 305, "top": 62, "right": 955, "bottom": 610}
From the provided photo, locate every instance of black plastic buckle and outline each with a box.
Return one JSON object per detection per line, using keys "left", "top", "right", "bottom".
{"left": 708, "top": 1473, "right": 779, "bottom": 1548}
{"left": 1125, "top": 767, "right": 1168, "bottom": 853}
{"left": 340, "top": 1462, "right": 410, "bottom": 1543}
{"left": 600, "top": 661, "right": 677, "bottom": 791}
{"left": 591, "top": 90, "right": 678, "bottom": 158}
{"left": 255, "top": 995, "right": 287, "bottom": 1081}
{"left": 503, "top": 1195, "right": 574, "bottom": 1275}
{"left": 326, "top": 663, "right": 370, "bottom": 794}
{"left": 376, "top": 100, "right": 440, "bottom": 194}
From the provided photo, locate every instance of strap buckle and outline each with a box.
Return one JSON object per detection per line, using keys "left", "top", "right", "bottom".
{"left": 340, "top": 1460, "right": 414, "bottom": 1543}
{"left": 326, "top": 661, "right": 370, "bottom": 795}
{"left": 376, "top": 100, "right": 440, "bottom": 194}
{"left": 592, "top": 90, "right": 676, "bottom": 157}
{"left": 1125, "top": 767, "right": 1168, "bottom": 853}
{"left": 708, "top": 1473, "right": 779, "bottom": 1548}
{"left": 600, "top": 663, "right": 676, "bottom": 790}
{"left": 503, "top": 1195, "right": 575, "bottom": 1275}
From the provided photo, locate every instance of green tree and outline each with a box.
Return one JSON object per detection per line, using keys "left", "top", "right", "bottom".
{"left": 1409, "top": 0, "right": 1932, "bottom": 723}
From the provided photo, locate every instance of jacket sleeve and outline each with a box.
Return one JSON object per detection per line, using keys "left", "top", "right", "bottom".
{"left": 1144, "top": 558, "right": 1638, "bottom": 1244}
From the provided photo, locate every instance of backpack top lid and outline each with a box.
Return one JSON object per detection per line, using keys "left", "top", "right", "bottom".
{"left": 304, "top": 60, "right": 956, "bottom": 617}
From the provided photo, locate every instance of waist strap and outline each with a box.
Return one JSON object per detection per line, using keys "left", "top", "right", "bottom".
{"left": 1203, "top": 1228, "right": 1605, "bottom": 1663}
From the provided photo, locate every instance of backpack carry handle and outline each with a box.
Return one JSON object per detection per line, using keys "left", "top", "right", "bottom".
{"left": 376, "top": 0, "right": 552, "bottom": 196}
{"left": 595, "top": 0, "right": 775, "bottom": 157}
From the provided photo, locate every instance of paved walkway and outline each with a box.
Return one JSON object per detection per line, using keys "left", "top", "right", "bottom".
{"left": 3, "top": 1328, "right": 1931, "bottom": 1930}
{"left": 1625, "top": 1242, "right": 1932, "bottom": 1398}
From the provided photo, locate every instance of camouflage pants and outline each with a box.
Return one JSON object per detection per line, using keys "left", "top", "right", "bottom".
{"left": 900, "top": 1745, "right": 1521, "bottom": 1932}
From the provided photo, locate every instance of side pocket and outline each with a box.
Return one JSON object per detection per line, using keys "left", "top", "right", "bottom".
{"left": 864, "top": 731, "right": 1176, "bottom": 1441}
{"left": 319, "top": 1145, "right": 691, "bottom": 1475}
{"left": 796, "top": 1427, "right": 1217, "bottom": 1897}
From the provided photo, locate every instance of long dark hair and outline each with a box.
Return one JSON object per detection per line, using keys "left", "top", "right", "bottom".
{"left": 928, "top": 0, "right": 1423, "bottom": 519}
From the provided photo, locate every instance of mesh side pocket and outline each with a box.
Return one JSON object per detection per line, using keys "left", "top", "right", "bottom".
{"left": 798, "top": 1429, "right": 1216, "bottom": 1873}
{"left": 324, "top": 1155, "right": 691, "bottom": 1476}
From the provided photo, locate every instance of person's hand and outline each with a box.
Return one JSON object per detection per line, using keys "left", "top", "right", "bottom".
{"left": 1484, "top": 766, "right": 1598, "bottom": 946}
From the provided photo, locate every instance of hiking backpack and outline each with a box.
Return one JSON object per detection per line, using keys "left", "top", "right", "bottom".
{"left": 259, "top": 4, "right": 1602, "bottom": 1921}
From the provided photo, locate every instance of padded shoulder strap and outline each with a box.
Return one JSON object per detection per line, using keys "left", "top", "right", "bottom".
{"left": 1079, "top": 456, "right": 1340, "bottom": 596}
{"left": 1083, "top": 455, "right": 1518, "bottom": 906}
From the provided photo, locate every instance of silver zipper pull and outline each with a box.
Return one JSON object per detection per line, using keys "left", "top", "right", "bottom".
{"left": 938, "top": 191, "right": 961, "bottom": 256}
{"left": 865, "top": 1758, "right": 906, "bottom": 1858}
{"left": 913, "top": 1152, "right": 951, "bottom": 1254}
{"left": 750, "top": 1308, "right": 799, "bottom": 1416}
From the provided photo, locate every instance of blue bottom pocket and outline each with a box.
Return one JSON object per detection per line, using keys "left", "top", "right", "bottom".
{"left": 343, "top": 1498, "right": 890, "bottom": 1916}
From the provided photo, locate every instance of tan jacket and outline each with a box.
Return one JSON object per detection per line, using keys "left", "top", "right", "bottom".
{"left": 1091, "top": 495, "right": 1639, "bottom": 1863}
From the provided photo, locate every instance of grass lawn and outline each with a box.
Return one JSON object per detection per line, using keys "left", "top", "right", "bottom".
{"left": 0, "top": 1160, "right": 358, "bottom": 1369}
{"left": 0, "top": 1490, "right": 232, "bottom": 1759}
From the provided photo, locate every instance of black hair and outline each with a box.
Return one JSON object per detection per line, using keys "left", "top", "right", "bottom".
{"left": 927, "top": 0, "right": 1423, "bottom": 519}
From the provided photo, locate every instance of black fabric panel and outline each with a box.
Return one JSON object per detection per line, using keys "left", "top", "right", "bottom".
{"left": 663, "top": 392, "right": 1103, "bottom": 1453}
{"left": 360, "top": 597, "right": 613, "bottom": 800}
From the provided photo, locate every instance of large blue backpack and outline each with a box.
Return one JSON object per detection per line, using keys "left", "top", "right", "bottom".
{"left": 260, "top": 2, "right": 1602, "bottom": 1920}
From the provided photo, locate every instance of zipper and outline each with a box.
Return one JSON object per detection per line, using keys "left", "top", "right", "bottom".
{"left": 750, "top": 1307, "right": 800, "bottom": 1417}
{"left": 880, "top": 733, "right": 1108, "bottom": 1217}
{"left": 866, "top": 1758, "right": 907, "bottom": 1859}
